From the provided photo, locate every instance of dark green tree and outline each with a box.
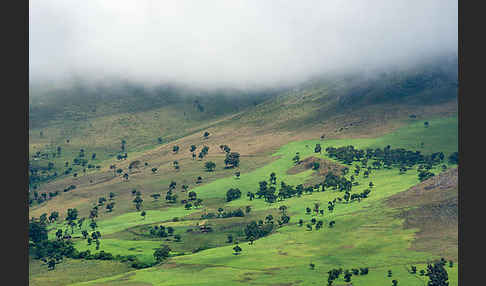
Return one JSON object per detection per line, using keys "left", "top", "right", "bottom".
{"left": 233, "top": 244, "right": 242, "bottom": 255}
{"left": 153, "top": 245, "right": 171, "bottom": 262}
{"left": 205, "top": 161, "right": 216, "bottom": 172}
{"left": 224, "top": 152, "right": 240, "bottom": 168}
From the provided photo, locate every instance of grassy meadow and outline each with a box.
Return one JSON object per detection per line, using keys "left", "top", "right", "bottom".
{"left": 30, "top": 115, "right": 458, "bottom": 286}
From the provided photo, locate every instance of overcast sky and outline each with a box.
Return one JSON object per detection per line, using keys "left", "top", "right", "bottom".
{"left": 29, "top": 0, "right": 457, "bottom": 89}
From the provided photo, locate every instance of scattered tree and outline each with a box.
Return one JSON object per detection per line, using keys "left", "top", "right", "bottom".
{"left": 233, "top": 244, "right": 242, "bottom": 255}
{"left": 205, "top": 161, "right": 216, "bottom": 172}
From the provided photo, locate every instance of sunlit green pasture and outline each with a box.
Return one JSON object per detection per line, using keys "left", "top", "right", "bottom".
{"left": 67, "top": 115, "right": 457, "bottom": 285}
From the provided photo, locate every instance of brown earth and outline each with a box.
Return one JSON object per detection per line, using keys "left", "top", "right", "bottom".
{"left": 386, "top": 168, "right": 458, "bottom": 260}
{"left": 30, "top": 98, "right": 456, "bottom": 220}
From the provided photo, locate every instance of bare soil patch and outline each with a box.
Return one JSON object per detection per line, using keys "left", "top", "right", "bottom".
{"left": 287, "top": 157, "right": 344, "bottom": 176}
{"left": 386, "top": 168, "right": 458, "bottom": 260}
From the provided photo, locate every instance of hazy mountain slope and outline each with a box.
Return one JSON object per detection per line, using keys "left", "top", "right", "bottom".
{"left": 28, "top": 60, "right": 458, "bottom": 197}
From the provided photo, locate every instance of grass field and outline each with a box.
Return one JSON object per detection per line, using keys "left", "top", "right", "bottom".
{"left": 31, "top": 115, "right": 458, "bottom": 286}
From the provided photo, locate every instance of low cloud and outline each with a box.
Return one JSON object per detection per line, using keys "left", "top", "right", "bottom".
{"left": 29, "top": 0, "right": 457, "bottom": 90}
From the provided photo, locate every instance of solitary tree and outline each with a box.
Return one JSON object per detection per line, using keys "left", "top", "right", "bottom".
{"left": 226, "top": 188, "right": 242, "bottom": 202}
{"left": 293, "top": 153, "right": 300, "bottom": 165}
{"left": 151, "top": 193, "right": 161, "bottom": 200}
{"left": 233, "top": 244, "right": 242, "bottom": 255}
{"left": 106, "top": 202, "right": 115, "bottom": 212}
{"left": 411, "top": 266, "right": 417, "bottom": 274}
{"left": 133, "top": 195, "right": 143, "bottom": 211}
{"left": 270, "top": 172, "right": 277, "bottom": 184}
{"left": 188, "top": 191, "right": 197, "bottom": 201}
{"left": 203, "top": 131, "right": 210, "bottom": 139}
{"left": 224, "top": 152, "right": 240, "bottom": 168}
{"left": 205, "top": 161, "right": 216, "bottom": 172}
{"left": 48, "top": 259, "right": 56, "bottom": 270}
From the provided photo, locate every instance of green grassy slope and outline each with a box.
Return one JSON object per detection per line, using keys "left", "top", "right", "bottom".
{"left": 42, "top": 116, "right": 458, "bottom": 286}
{"left": 29, "top": 61, "right": 458, "bottom": 286}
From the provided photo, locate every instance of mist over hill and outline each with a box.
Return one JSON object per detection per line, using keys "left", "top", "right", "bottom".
{"left": 29, "top": 54, "right": 457, "bottom": 132}
{"left": 30, "top": 0, "right": 457, "bottom": 89}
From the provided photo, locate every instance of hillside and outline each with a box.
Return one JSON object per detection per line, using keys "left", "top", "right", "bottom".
{"left": 29, "top": 62, "right": 458, "bottom": 286}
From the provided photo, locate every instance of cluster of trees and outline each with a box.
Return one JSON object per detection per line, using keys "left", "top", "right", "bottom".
{"left": 29, "top": 190, "right": 61, "bottom": 206}
{"left": 29, "top": 142, "right": 107, "bottom": 193}
{"left": 29, "top": 218, "right": 76, "bottom": 270}
{"left": 110, "top": 164, "right": 129, "bottom": 180}
{"left": 147, "top": 225, "right": 175, "bottom": 238}
{"left": 418, "top": 170, "right": 436, "bottom": 182}
{"left": 224, "top": 152, "right": 240, "bottom": 168}
{"left": 132, "top": 191, "right": 144, "bottom": 211}
{"left": 97, "top": 192, "right": 117, "bottom": 212}
{"left": 219, "top": 144, "right": 231, "bottom": 153}
{"left": 29, "top": 216, "right": 161, "bottom": 270}
{"left": 29, "top": 213, "right": 105, "bottom": 270}
{"left": 424, "top": 259, "right": 450, "bottom": 286}
{"left": 201, "top": 208, "right": 245, "bottom": 219}
{"left": 153, "top": 245, "right": 171, "bottom": 263}
{"left": 181, "top": 193, "right": 203, "bottom": 210}
{"left": 245, "top": 171, "right": 355, "bottom": 204}
{"left": 343, "top": 189, "right": 371, "bottom": 203}
{"left": 163, "top": 181, "right": 203, "bottom": 209}
{"left": 324, "top": 144, "right": 458, "bottom": 183}
{"left": 448, "top": 152, "right": 458, "bottom": 164}
{"left": 244, "top": 219, "right": 274, "bottom": 243}
{"left": 323, "top": 173, "right": 352, "bottom": 192}
{"left": 198, "top": 146, "right": 210, "bottom": 160}
{"left": 164, "top": 182, "right": 178, "bottom": 203}
{"left": 29, "top": 166, "right": 60, "bottom": 191}
{"left": 326, "top": 267, "right": 369, "bottom": 285}
{"left": 325, "top": 145, "right": 446, "bottom": 169}
{"left": 241, "top": 210, "right": 289, "bottom": 245}
{"left": 226, "top": 188, "right": 242, "bottom": 202}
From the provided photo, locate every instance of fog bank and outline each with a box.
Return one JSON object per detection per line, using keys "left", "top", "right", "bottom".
{"left": 29, "top": 0, "right": 458, "bottom": 90}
